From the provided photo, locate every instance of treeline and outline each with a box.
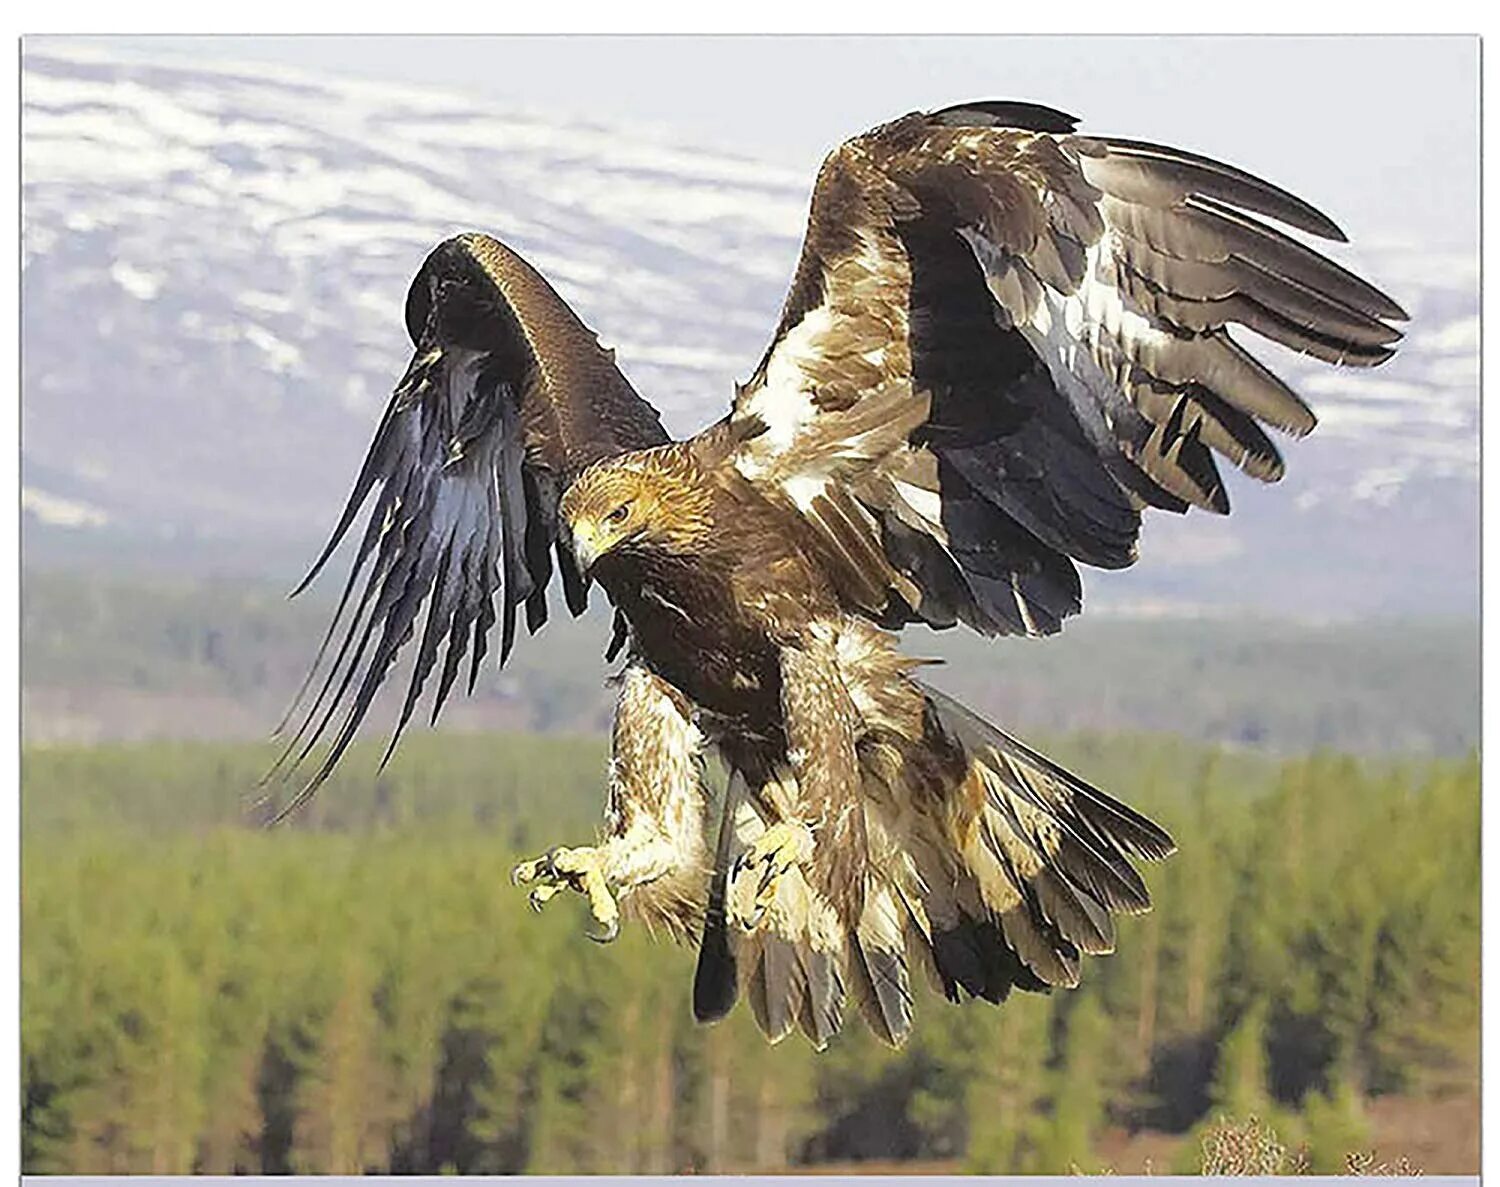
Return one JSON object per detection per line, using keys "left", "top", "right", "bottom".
{"left": 22, "top": 567, "right": 1480, "bottom": 753}
{"left": 21, "top": 733, "right": 1478, "bottom": 1173}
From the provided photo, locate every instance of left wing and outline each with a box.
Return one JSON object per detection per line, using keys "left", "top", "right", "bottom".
{"left": 725, "top": 101, "right": 1406, "bottom": 637}
{"left": 267, "top": 233, "right": 668, "bottom": 814}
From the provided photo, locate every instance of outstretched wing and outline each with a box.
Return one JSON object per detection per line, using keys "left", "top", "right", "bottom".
{"left": 268, "top": 232, "right": 668, "bottom": 814}
{"left": 726, "top": 101, "right": 1406, "bottom": 636}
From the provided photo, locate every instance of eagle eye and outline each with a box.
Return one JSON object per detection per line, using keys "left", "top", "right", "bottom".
{"left": 605, "top": 502, "right": 631, "bottom": 526}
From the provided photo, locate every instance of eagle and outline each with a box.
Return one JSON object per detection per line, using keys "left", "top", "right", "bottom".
{"left": 272, "top": 100, "right": 1404, "bottom": 1049}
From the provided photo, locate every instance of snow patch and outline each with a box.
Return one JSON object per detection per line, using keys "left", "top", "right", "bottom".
{"left": 110, "top": 260, "right": 163, "bottom": 300}
{"left": 22, "top": 487, "right": 109, "bottom": 528}
{"left": 242, "top": 324, "right": 302, "bottom": 373}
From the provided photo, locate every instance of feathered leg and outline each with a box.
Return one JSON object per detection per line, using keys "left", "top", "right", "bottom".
{"left": 771, "top": 626, "right": 869, "bottom": 926}
{"left": 719, "top": 628, "right": 864, "bottom": 943}
{"left": 513, "top": 665, "right": 710, "bottom": 941}
{"left": 720, "top": 625, "right": 918, "bottom": 1048}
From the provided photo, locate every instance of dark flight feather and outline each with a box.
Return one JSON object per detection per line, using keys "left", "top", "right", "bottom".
{"left": 847, "top": 934, "right": 914, "bottom": 1048}
{"left": 927, "top": 99, "right": 1080, "bottom": 133}
{"left": 693, "top": 774, "right": 746, "bottom": 1026}
{"left": 1087, "top": 137, "right": 1349, "bottom": 241}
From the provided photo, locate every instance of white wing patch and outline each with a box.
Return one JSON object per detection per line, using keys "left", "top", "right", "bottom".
{"left": 739, "top": 303, "right": 840, "bottom": 464}
{"left": 890, "top": 477, "right": 946, "bottom": 540}
{"left": 780, "top": 471, "right": 830, "bottom": 513}
{"left": 734, "top": 227, "right": 909, "bottom": 487}
{"left": 891, "top": 478, "right": 942, "bottom": 527}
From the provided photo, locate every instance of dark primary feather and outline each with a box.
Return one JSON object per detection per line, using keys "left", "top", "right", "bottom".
{"left": 927, "top": 99, "right": 1080, "bottom": 133}
{"left": 267, "top": 233, "right": 666, "bottom": 814}
{"left": 931, "top": 915, "right": 1050, "bottom": 1004}
{"left": 847, "top": 934, "right": 915, "bottom": 1047}
{"left": 693, "top": 773, "right": 746, "bottom": 1025}
{"left": 1084, "top": 137, "right": 1349, "bottom": 241}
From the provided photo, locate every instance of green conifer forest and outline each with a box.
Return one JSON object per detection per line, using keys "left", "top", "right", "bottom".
{"left": 21, "top": 730, "right": 1478, "bottom": 1173}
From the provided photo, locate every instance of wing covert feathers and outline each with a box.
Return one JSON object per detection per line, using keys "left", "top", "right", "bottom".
{"left": 726, "top": 102, "right": 1404, "bottom": 642}
{"left": 268, "top": 233, "right": 667, "bottom": 813}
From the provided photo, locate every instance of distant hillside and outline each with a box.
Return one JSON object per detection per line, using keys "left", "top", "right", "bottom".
{"left": 20, "top": 569, "right": 1477, "bottom": 757}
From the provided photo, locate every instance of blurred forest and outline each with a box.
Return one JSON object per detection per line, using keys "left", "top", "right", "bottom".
{"left": 21, "top": 569, "right": 1481, "bottom": 756}
{"left": 21, "top": 730, "right": 1479, "bottom": 1174}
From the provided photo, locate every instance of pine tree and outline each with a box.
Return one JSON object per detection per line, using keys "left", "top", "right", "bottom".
{"left": 962, "top": 992, "right": 1053, "bottom": 1173}
{"left": 1030, "top": 995, "right": 1109, "bottom": 1172}
{"left": 1300, "top": 1078, "right": 1370, "bottom": 1173}
{"left": 289, "top": 952, "right": 387, "bottom": 1173}
{"left": 1210, "top": 1000, "right": 1273, "bottom": 1120}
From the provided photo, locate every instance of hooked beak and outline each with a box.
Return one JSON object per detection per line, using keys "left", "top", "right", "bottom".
{"left": 569, "top": 522, "right": 602, "bottom": 577}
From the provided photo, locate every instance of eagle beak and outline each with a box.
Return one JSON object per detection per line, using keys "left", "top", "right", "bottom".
{"left": 569, "top": 523, "right": 601, "bottom": 576}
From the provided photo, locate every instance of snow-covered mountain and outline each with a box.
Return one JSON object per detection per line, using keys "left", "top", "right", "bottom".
{"left": 21, "top": 44, "right": 1479, "bottom": 617}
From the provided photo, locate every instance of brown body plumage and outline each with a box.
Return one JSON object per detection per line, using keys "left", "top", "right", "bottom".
{"left": 563, "top": 436, "right": 820, "bottom": 726}
{"left": 564, "top": 434, "right": 846, "bottom": 724}
{"left": 278, "top": 100, "right": 1405, "bottom": 1048}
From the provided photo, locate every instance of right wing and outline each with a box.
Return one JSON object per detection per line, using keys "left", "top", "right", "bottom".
{"left": 268, "top": 233, "right": 668, "bottom": 814}
{"left": 725, "top": 101, "right": 1407, "bottom": 638}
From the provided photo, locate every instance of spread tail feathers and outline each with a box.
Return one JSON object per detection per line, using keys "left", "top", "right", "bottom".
{"left": 695, "top": 686, "right": 1173, "bottom": 1048}
{"left": 915, "top": 684, "right": 1173, "bottom": 1007}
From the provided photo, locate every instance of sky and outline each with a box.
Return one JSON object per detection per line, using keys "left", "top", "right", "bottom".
{"left": 45, "top": 33, "right": 1479, "bottom": 251}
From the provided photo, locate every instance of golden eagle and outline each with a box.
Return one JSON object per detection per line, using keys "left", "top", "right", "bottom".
{"left": 275, "top": 101, "right": 1404, "bottom": 1048}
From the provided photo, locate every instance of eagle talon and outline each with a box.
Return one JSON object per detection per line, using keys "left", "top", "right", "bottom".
{"left": 587, "top": 915, "right": 620, "bottom": 944}
{"left": 511, "top": 848, "right": 563, "bottom": 886}
{"left": 728, "top": 820, "right": 816, "bottom": 931}
{"left": 512, "top": 845, "right": 621, "bottom": 940}
{"left": 528, "top": 882, "right": 564, "bottom": 911}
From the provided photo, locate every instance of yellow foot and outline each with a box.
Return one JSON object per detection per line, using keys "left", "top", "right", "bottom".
{"left": 727, "top": 820, "right": 815, "bottom": 931}
{"left": 511, "top": 846, "right": 620, "bottom": 943}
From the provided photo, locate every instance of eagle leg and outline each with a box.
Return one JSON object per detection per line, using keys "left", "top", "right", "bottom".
{"left": 778, "top": 631, "right": 869, "bottom": 928}
{"left": 512, "top": 665, "right": 711, "bottom": 944}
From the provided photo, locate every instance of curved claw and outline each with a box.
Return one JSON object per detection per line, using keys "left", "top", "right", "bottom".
{"left": 513, "top": 845, "right": 620, "bottom": 942}
{"left": 586, "top": 915, "right": 620, "bottom": 944}
{"left": 727, "top": 820, "right": 817, "bottom": 932}
{"left": 511, "top": 849, "right": 559, "bottom": 886}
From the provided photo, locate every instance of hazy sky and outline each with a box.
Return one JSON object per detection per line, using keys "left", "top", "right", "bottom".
{"left": 46, "top": 34, "right": 1478, "bottom": 248}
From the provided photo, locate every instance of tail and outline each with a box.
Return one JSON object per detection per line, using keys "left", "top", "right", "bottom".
{"left": 694, "top": 684, "right": 1174, "bottom": 1048}
{"left": 912, "top": 685, "right": 1175, "bottom": 1005}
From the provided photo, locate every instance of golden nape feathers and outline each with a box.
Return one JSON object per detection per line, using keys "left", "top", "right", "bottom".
{"left": 560, "top": 446, "right": 717, "bottom": 573}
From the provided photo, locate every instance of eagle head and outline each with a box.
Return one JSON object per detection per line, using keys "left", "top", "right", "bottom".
{"left": 560, "top": 448, "right": 714, "bottom": 575}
